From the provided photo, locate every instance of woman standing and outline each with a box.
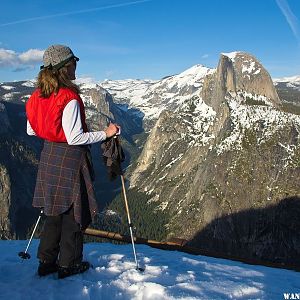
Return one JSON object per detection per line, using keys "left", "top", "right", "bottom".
{"left": 26, "top": 45, "right": 119, "bottom": 279}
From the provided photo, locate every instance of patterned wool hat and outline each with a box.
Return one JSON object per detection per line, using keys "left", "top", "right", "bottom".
{"left": 40, "top": 45, "right": 79, "bottom": 70}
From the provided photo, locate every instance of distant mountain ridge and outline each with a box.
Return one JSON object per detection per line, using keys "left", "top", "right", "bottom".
{"left": 273, "top": 75, "right": 300, "bottom": 107}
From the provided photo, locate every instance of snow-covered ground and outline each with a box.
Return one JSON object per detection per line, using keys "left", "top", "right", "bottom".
{"left": 0, "top": 240, "right": 299, "bottom": 300}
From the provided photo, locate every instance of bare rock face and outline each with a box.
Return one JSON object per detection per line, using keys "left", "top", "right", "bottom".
{"left": 0, "top": 165, "right": 12, "bottom": 239}
{"left": 202, "top": 52, "right": 280, "bottom": 111}
{"left": 80, "top": 84, "right": 115, "bottom": 131}
{"left": 129, "top": 52, "right": 300, "bottom": 266}
{"left": 230, "top": 52, "right": 281, "bottom": 105}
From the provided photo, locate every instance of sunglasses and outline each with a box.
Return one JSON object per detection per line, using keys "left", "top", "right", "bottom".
{"left": 40, "top": 56, "right": 80, "bottom": 70}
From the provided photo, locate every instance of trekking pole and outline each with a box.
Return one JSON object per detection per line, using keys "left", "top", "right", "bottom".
{"left": 120, "top": 175, "right": 144, "bottom": 271}
{"left": 18, "top": 209, "right": 43, "bottom": 259}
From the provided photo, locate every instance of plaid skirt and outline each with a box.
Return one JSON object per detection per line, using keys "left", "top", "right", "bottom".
{"left": 32, "top": 141, "right": 98, "bottom": 228}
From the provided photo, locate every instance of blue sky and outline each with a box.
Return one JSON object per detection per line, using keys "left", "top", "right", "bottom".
{"left": 0, "top": 0, "right": 300, "bottom": 82}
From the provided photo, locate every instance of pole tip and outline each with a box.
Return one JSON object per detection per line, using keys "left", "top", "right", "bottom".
{"left": 18, "top": 252, "right": 31, "bottom": 259}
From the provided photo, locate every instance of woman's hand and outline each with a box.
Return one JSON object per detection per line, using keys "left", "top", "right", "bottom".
{"left": 104, "top": 123, "right": 120, "bottom": 138}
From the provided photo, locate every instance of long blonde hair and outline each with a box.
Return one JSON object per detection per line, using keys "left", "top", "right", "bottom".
{"left": 37, "top": 61, "right": 80, "bottom": 98}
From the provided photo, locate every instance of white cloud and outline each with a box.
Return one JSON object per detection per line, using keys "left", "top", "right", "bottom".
{"left": 19, "top": 49, "right": 44, "bottom": 64}
{"left": 0, "top": 49, "right": 16, "bottom": 67}
{"left": 201, "top": 54, "right": 209, "bottom": 59}
{"left": 0, "top": 48, "right": 44, "bottom": 70}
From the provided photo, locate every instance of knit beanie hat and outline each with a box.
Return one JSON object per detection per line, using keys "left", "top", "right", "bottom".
{"left": 40, "top": 45, "right": 79, "bottom": 70}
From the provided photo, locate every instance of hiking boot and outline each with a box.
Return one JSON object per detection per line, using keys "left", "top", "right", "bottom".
{"left": 58, "top": 261, "right": 91, "bottom": 279}
{"left": 38, "top": 261, "right": 58, "bottom": 276}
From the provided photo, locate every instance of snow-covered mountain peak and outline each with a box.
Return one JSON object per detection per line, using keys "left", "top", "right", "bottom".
{"left": 176, "top": 64, "right": 213, "bottom": 77}
{"left": 100, "top": 64, "right": 215, "bottom": 123}
{"left": 75, "top": 77, "right": 103, "bottom": 90}
{"left": 157, "top": 64, "right": 215, "bottom": 90}
{"left": 221, "top": 51, "right": 241, "bottom": 62}
{"left": 21, "top": 80, "right": 36, "bottom": 88}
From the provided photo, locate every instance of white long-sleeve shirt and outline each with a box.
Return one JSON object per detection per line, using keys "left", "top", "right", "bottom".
{"left": 27, "top": 99, "right": 107, "bottom": 145}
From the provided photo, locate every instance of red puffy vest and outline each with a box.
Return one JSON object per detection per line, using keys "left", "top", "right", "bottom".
{"left": 26, "top": 87, "right": 88, "bottom": 142}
